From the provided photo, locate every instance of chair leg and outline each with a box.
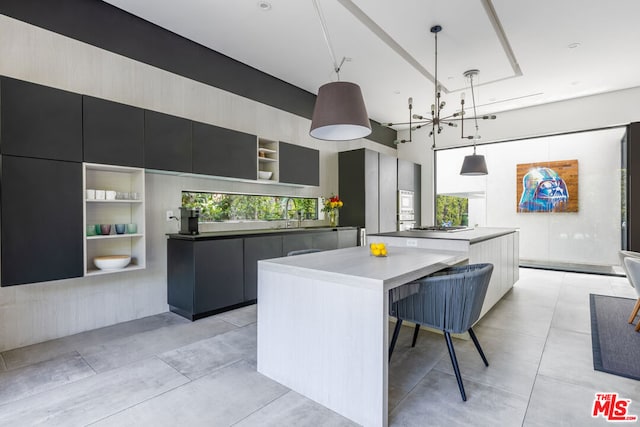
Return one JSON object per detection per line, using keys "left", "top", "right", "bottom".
{"left": 444, "top": 331, "right": 467, "bottom": 402}
{"left": 411, "top": 324, "right": 420, "bottom": 347}
{"left": 468, "top": 327, "right": 489, "bottom": 367}
{"left": 628, "top": 298, "right": 640, "bottom": 324}
{"left": 389, "top": 319, "right": 403, "bottom": 361}
{"left": 636, "top": 321, "right": 640, "bottom": 332}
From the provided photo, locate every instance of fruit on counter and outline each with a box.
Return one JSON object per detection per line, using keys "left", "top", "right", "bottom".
{"left": 369, "top": 242, "right": 387, "bottom": 256}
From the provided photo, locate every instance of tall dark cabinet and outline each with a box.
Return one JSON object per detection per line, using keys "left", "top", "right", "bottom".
{"left": 339, "top": 149, "right": 397, "bottom": 233}
{"left": 0, "top": 77, "right": 82, "bottom": 161}
{"left": 627, "top": 122, "right": 640, "bottom": 251}
{"left": 1, "top": 156, "right": 83, "bottom": 286}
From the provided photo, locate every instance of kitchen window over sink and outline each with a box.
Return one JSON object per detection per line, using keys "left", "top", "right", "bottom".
{"left": 181, "top": 191, "right": 318, "bottom": 223}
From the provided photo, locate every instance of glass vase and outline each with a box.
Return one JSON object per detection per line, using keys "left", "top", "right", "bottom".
{"left": 329, "top": 210, "right": 337, "bottom": 227}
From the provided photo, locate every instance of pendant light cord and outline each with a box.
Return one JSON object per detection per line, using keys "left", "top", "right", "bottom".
{"left": 469, "top": 72, "right": 479, "bottom": 154}
{"left": 312, "top": 0, "right": 345, "bottom": 79}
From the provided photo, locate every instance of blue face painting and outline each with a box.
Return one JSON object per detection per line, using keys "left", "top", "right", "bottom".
{"left": 518, "top": 167, "right": 569, "bottom": 212}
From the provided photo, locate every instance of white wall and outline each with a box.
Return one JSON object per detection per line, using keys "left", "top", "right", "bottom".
{"left": 436, "top": 128, "right": 625, "bottom": 266}
{"left": 0, "top": 15, "right": 394, "bottom": 351}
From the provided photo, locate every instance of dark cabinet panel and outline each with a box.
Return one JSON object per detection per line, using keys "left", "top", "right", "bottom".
{"left": 0, "top": 77, "right": 82, "bottom": 161}
{"left": 167, "top": 239, "right": 195, "bottom": 316}
{"left": 279, "top": 141, "right": 319, "bottom": 186}
{"left": 83, "top": 96, "right": 144, "bottom": 167}
{"left": 628, "top": 122, "right": 640, "bottom": 250}
{"left": 194, "top": 239, "right": 244, "bottom": 313}
{"left": 312, "top": 231, "right": 338, "bottom": 250}
{"left": 282, "top": 233, "right": 314, "bottom": 256}
{"left": 1, "top": 156, "right": 83, "bottom": 286}
{"left": 337, "top": 229, "right": 358, "bottom": 248}
{"left": 379, "top": 153, "right": 398, "bottom": 233}
{"left": 192, "top": 122, "right": 256, "bottom": 180}
{"left": 144, "top": 110, "right": 192, "bottom": 173}
{"left": 339, "top": 149, "right": 380, "bottom": 233}
{"left": 243, "top": 235, "right": 283, "bottom": 301}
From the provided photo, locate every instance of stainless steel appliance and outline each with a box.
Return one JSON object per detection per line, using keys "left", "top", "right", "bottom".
{"left": 398, "top": 190, "right": 415, "bottom": 231}
{"left": 179, "top": 207, "right": 200, "bottom": 235}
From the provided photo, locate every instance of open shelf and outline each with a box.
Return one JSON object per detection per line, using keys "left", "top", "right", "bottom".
{"left": 83, "top": 163, "right": 146, "bottom": 276}
{"left": 258, "top": 138, "right": 279, "bottom": 182}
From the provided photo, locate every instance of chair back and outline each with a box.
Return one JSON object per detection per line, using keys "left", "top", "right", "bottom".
{"left": 623, "top": 257, "right": 640, "bottom": 298}
{"left": 619, "top": 250, "right": 640, "bottom": 288}
{"left": 391, "top": 263, "right": 494, "bottom": 334}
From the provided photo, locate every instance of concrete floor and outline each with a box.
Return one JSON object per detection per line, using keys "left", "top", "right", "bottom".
{"left": 0, "top": 268, "right": 638, "bottom": 426}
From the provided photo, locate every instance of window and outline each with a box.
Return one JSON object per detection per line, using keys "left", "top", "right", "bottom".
{"left": 181, "top": 192, "right": 318, "bottom": 223}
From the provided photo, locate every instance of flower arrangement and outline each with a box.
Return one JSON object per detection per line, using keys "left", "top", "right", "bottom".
{"left": 322, "top": 194, "right": 343, "bottom": 226}
{"left": 322, "top": 194, "right": 343, "bottom": 213}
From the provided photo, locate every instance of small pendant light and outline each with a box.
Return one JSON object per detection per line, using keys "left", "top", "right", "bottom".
{"left": 460, "top": 70, "right": 488, "bottom": 175}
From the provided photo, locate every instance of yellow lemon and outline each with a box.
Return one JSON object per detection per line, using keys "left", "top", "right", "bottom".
{"left": 372, "top": 248, "right": 381, "bottom": 256}
{"left": 380, "top": 248, "right": 387, "bottom": 256}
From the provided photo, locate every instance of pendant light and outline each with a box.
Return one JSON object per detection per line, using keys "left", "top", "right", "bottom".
{"left": 459, "top": 69, "right": 488, "bottom": 175}
{"left": 309, "top": 0, "right": 371, "bottom": 141}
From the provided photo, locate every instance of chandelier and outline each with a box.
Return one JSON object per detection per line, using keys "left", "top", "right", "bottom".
{"left": 383, "top": 25, "right": 496, "bottom": 155}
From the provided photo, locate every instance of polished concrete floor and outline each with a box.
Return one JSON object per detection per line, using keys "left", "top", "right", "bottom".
{"left": 0, "top": 269, "right": 638, "bottom": 426}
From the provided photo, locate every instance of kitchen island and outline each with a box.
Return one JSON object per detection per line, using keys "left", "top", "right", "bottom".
{"left": 257, "top": 246, "right": 467, "bottom": 427}
{"left": 369, "top": 227, "right": 519, "bottom": 317}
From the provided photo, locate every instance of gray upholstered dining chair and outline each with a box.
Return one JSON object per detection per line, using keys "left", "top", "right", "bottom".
{"left": 621, "top": 255, "right": 640, "bottom": 331}
{"left": 389, "top": 263, "right": 494, "bottom": 402}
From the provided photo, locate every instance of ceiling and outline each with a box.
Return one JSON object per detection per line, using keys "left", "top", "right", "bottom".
{"left": 103, "top": 0, "right": 640, "bottom": 130}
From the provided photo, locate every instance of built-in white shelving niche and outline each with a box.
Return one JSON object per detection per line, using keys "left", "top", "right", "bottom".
{"left": 83, "top": 163, "right": 146, "bottom": 276}
{"left": 258, "top": 138, "right": 279, "bottom": 182}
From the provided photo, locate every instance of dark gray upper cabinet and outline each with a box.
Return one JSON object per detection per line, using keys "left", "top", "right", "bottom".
{"left": 144, "top": 110, "right": 192, "bottom": 173}
{"left": 1, "top": 156, "right": 83, "bottom": 286}
{"left": 279, "top": 141, "right": 319, "bottom": 186}
{"left": 83, "top": 96, "right": 144, "bottom": 167}
{"left": 192, "top": 122, "right": 256, "bottom": 180}
{"left": 0, "top": 77, "right": 82, "bottom": 162}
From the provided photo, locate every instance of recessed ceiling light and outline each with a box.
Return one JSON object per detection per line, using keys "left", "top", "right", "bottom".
{"left": 571, "top": 81, "right": 580, "bottom": 86}
{"left": 257, "top": 1, "right": 272, "bottom": 11}
{"left": 393, "top": 90, "right": 400, "bottom": 95}
{"left": 568, "top": 42, "right": 581, "bottom": 49}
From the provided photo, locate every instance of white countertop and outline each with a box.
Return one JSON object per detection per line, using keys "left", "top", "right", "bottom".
{"left": 258, "top": 246, "right": 467, "bottom": 292}
{"left": 371, "top": 227, "right": 518, "bottom": 243}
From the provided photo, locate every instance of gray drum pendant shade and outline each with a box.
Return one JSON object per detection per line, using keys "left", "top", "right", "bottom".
{"left": 460, "top": 150, "right": 488, "bottom": 175}
{"left": 309, "top": 81, "right": 372, "bottom": 141}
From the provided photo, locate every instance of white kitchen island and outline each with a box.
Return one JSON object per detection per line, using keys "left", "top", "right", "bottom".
{"left": 257, "top": 246, "right": 468, "bottom": 427}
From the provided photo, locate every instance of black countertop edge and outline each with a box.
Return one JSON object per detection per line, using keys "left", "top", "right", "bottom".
{"left": 167, "top": 226, "right": 359, "bottom": 241}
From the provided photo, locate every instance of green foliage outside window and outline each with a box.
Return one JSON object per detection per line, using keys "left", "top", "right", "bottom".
{"left": 436, "top": 195, "right": 469, "bottom": 227}
{"left": 181, "top": 192, "right": 317, "bottom": 222}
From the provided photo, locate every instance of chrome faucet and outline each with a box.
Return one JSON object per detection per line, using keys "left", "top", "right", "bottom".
{"left": 283, "top": 197, "right": 295, "bottom": 228}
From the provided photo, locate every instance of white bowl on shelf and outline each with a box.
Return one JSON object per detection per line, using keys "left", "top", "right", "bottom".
{"left": 94, "top": 255, "right": 131, "bottom": 270}
{"left": 258, "top": 171, "right": 273, "bottom": 180}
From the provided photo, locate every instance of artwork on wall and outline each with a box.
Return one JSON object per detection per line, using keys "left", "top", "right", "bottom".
{"left": 516, "top": 159, "right": 578, "bottom": 212}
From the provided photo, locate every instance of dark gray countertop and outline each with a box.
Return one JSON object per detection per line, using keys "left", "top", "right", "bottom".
{"left": 370, "top": 227, "right": 518, "bottom": 244}
{"left": 167, "top": 226, "right": 358, "bottom": 241}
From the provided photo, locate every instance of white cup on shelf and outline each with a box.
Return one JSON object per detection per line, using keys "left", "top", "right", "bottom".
{"left": 106, "top": 190, "right": 117, "bottom": 200}
{"left": 95, "top": 190, "right": 106, "bottom": 200}
{"left": 86, "top": 189, "right": 96, "bottom": 200}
